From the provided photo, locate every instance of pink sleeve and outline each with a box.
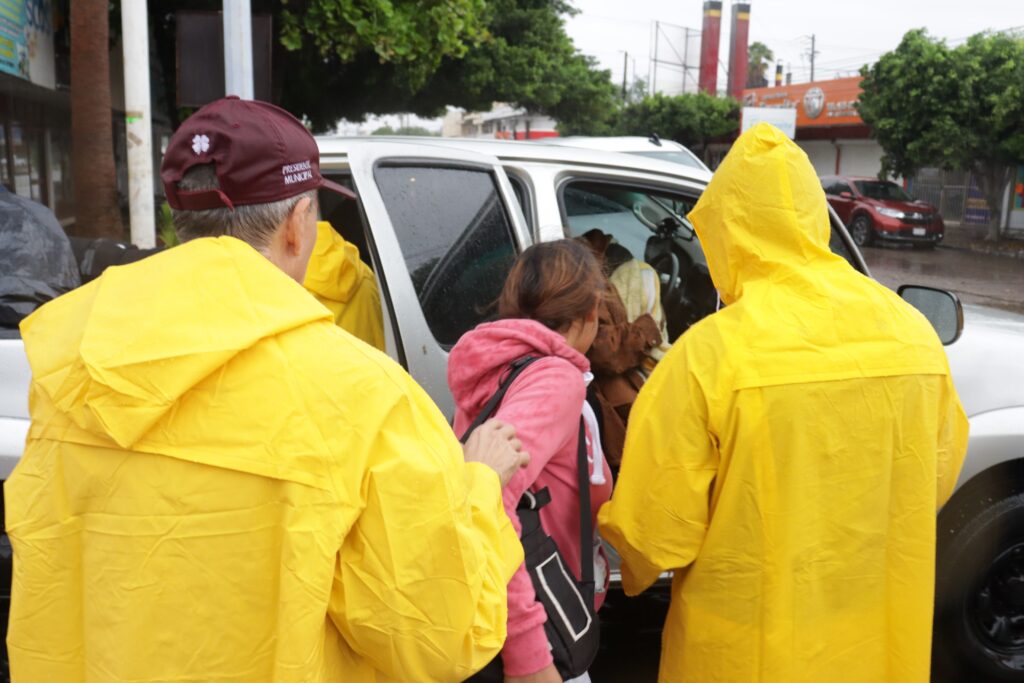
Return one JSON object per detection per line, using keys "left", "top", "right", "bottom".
{"left": 493, "top": 358, "right": 585, "bottom": 676}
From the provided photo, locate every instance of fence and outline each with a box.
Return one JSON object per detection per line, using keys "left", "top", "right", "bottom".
{"left": 908, "top": 168, "right": 991, "bottom": 227}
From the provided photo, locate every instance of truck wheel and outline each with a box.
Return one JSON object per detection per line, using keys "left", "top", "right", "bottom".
{"left": 933, "top": 481, "right": 1024, "bottom": 682}
{"left": 850, "top": 215, "right": 874, "bottom": 247}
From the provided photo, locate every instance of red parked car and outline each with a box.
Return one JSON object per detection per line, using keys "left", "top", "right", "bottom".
{"left": 821, "top": 175, "right": 944, "bottom": 248}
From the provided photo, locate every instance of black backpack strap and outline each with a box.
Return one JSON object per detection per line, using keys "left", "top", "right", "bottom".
{"left": 576, "top": 418, "right": 595, "bottom": 604}
{"left": 459, "top": 356, "right": 595, "bottom": 604}
{"left": 459, "top": 356, "right": 539, "bottom": 444}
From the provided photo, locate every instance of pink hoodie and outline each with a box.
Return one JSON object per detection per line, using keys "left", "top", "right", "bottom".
{"left": 449, "top": 319, "right": 613, "bottom": 677}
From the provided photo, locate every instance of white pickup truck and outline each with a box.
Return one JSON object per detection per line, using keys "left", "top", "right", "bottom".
{"left": 1, "top": 138, "right": 1022, "bottom": 680}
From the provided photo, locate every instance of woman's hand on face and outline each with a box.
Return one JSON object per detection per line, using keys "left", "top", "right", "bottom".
{"left": 504, "top": 663, "right": 563, "bottom": 683}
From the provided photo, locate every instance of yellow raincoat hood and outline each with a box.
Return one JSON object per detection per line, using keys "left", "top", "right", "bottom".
{"left": 304, "top": 221, "right": 385, "bottom": 350}
{"left": 7, "top": 236, "right": 521, "bottom": 682}
{"left": 689, "top": 122, "right": 835, "bottom": 306}
{"left": 599, "top": 124, "right": 968, "bottom": 682}
{"left": 26, "top": 236, "right": 329, "bottom": 455}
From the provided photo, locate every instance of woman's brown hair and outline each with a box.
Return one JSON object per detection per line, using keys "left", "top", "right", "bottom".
{"left": 498, "top": 239, "right": 606, "bottom": 331}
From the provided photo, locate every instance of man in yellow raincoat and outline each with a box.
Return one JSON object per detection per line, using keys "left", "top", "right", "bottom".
{"left": 5, "top": 97, "right": 527, "bottom": 683}
{"left": 304, "top": 220, "right": 386, "bottom": 350}
{"left": 598, "top": 123, "right": 969, "bottom": 682}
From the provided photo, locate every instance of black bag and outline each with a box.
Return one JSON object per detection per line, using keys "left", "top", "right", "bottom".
{"left": 462, "top": 357, "right": 601, "bottom": 681}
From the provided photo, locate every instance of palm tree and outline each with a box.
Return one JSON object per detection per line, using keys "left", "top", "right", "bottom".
{"left": 746, "top": 41, "right": 775, "bottom": 88}
{"left": 70, "top": 0, "right": 124, "bottom": 238}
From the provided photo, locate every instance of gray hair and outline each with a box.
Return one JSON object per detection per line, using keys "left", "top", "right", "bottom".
{"left": 171, "top": 164, "right": 317, "bottom": 248}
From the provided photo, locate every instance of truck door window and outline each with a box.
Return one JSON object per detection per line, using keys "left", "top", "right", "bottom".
{"left": 319, "top": 174, "right": 373, "bottom": 267}
{"left": 561, "top": 180, "right": 713, "bottom": 343}
{"left": 375, "top": 165, "right": 518, "bottom": 347}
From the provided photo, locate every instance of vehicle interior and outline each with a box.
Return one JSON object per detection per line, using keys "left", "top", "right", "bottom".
{"left": 320, "top": 169, "right": 861, "bottom": 356}
{"left": 558, "top": 179, "right": 860, "bottom": 344}
{"left": 560, "top": 181, "right": 718, "bottom": 343}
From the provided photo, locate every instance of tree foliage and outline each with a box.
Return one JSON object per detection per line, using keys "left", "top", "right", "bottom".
{"left": 607, "top": 92, "right": 739, "bottom": 157}
{"left": 746, "top": 41, "right": 774, "bottom": 88}
{"left": 147, "top": 0, "right": 615, "bottom": 133}
{"left": 279, "top": 0, "right": 488, "bottom": 83}
{"left": 858, "top": 29, "right": 1024, "bottom": 238}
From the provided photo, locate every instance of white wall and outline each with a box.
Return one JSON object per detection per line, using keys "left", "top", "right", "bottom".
{"left": 837, "top": 140, "right": 883, "bottom": 178}
{"left": 801, "top": 140, "right": 837, "bottom": 177}
{"left": 797, "top": 139, "right": 884, "bottom": 178}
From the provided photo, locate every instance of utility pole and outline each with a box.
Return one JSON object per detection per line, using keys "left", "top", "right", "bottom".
{"left": 809, "top": 34, "right": 818, "bottom": 82}
{"left": 622, "top": 51, "right": 629, "bottom": 100}
{"left": 653, "top": 21, "right": 659, "bottom": 94}
{"left": 223, "top": 0, "right": 254, "bottom": 99}
{"left": 120, "top": 0, "right": 155, "bottom": 247}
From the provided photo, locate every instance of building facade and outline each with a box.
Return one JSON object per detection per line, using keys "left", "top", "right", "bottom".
{"left": 0, "top": 1, "right": 170, "bottom": 231}
{"left": 737, "top": 76, "right": 1020, "bottom": 233}
{"left": 442, "top": 104, "right": 558, "bottom": 140}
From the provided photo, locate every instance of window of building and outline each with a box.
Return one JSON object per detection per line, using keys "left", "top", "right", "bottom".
{"left": 374, "top": 165, "right": 519, "bottom": 347}
{"left": 49, "top": 125, "right": 74, "bottom": 220}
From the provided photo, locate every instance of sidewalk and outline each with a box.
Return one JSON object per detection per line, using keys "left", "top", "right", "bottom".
{"left": 940, "top": 223, "right": 1024, "bottom": 260}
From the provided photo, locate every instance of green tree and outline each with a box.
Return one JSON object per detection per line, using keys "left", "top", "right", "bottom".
{"left": 147, "top": 0, "right": 615, "bottom": 133}
{"left": 858, "top": 29, "right": 1024, "bottom": 240}
{"left": 626, "top": 78, "right": 648, "bottom": 104}
{"left": 746, "top": 41, "right": 774, "bottom": 88}
{"left": 610, "top": 92, "right": 740, "bottom": 158}
{"left": 387, "top": 0, "right": 618, "bottom": 135}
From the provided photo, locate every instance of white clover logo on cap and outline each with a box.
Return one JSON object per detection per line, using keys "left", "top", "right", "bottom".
{"left": 191, "top": 134, "right": 210, "bottom": 155}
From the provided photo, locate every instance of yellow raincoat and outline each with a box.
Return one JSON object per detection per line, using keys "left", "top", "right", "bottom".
{"left": 304, "top": 220, "right": 385, "bottom": 350}
{"left": 6, "top": 236, "right": 522, "bottom": 683}
{"left": 598, "top": 124, "right": 969, "bottom": 682}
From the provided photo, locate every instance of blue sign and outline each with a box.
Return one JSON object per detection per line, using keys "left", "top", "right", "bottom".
{"left": 0, "top": 0, "right": 28, "bottom": 80}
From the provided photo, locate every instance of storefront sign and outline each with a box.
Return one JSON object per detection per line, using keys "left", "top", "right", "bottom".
{"left": 743, "top": 76, "right": 864, "bottom": 128}
{"left": 1009, "top": 166, "right": 1024, "bottom": 230}
{"left": 0, "top": 0, "right": 55, "bottom": 89}
{"left": 964, "top": 175, "right": 991, "bottom": 225}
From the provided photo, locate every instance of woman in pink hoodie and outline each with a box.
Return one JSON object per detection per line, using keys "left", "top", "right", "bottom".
{"left": 449, "top": 240, "right": 614, "bottom": 683}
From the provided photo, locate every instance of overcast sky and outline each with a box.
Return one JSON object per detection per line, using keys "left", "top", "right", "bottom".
{"left": 566, "top": 0, "right": 1024, "bottom": 95}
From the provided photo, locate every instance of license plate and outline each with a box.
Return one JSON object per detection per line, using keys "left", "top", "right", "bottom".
{"left": 913, "top": 228, "right": 926, "bottom": 236}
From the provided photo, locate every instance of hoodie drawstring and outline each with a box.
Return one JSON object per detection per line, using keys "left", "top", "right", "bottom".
{"left": 581, "top": 372, "right": 606, "bottom": 486}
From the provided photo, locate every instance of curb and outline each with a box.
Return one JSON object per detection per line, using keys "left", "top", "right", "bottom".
{"left": 937, "top": 243, "right": 1024, "bottom": 260}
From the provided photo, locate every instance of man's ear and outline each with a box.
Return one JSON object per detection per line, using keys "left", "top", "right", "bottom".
{"left": 283, "top": 196, "right": 312, "bottom": 255}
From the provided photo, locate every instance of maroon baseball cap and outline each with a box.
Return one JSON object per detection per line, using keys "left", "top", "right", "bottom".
{"left": 161, "top": 96, "right": 355, "bottom": 210}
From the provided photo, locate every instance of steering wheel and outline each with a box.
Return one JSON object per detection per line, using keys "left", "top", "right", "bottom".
{"left": 650, "top": 251, "right": 683, "bottom": 306}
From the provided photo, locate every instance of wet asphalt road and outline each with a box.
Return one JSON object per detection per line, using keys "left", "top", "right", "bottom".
{"left": 861, "top": 243, "right": 1024, "bottom": 315}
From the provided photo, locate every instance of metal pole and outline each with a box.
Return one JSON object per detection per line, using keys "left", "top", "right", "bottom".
{"left": 653, "top": 21, "right": 659, "bottom": 94}
{"left": 223, "top": 0, "right": 254, "bottom": 99}
{"left": 121, "top": 0, "right": 155, "bottom": 248}
{"left": 622, "top": 51, "right": 628, "bottom": 100}
{"left": 683, "top": 29, "right": 689, "bottom": 92}
{"left": 810, "top": 34, "right": 816, "bottom": 82}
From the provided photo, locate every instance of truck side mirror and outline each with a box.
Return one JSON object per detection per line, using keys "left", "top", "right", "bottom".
{"left": 839, "top": 191, "right": 854, "bottom": 199}
{"left": 898, "top": 285, "right": 964, "bottom": 345}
